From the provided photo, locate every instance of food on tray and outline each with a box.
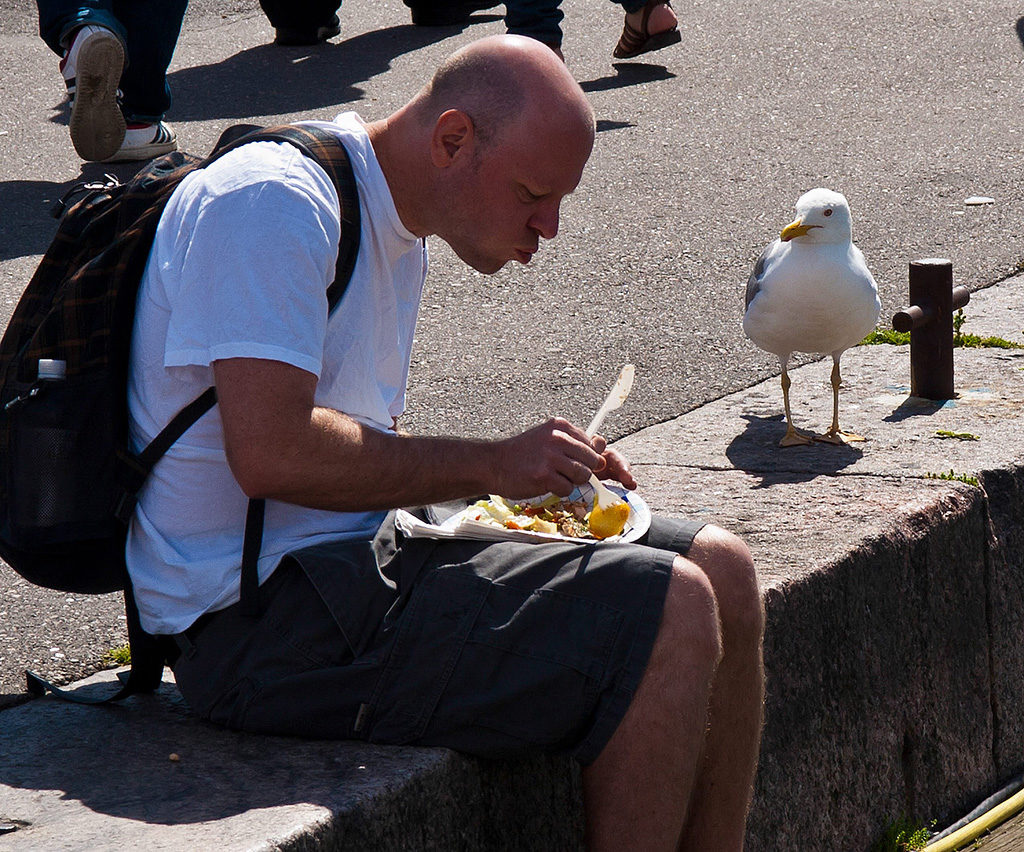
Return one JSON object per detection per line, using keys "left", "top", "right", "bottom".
{"left": 588, "top": 498, "right": 631, "bottom": 540}
{"left": 469, "top": 492, "right": 628, "bottom": 540}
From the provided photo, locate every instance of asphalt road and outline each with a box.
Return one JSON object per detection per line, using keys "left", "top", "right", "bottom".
{"left": 1, "top": 0, "right": 1023, "bottom": 698}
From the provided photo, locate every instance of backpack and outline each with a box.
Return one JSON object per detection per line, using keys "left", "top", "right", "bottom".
{"left": 0, "top": 123, "right": 361, "bottom": 702}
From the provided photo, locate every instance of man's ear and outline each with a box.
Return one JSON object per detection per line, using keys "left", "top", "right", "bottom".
{"left": 430, "top": 109, "right": 475, "bottom": 167}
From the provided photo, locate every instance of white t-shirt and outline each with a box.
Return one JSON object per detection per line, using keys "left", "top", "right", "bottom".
{"left": 126, "top": 112, "right": 427, "bottom": 635}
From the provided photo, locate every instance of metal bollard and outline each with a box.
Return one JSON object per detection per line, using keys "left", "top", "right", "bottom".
{"left": 891, "top": 258, "right": 970, "bottom": 400}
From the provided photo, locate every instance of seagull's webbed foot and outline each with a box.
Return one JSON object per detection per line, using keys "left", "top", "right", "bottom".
{"left": 779, "top": 425, "right": 815, "bottom": 447}
{"left": 816, "top": 428, "right": 867, "bottom": 445}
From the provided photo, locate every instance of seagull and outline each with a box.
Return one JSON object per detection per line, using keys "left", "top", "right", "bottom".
{"left": 743, "top": 188, "right": 881, "bottom": 447}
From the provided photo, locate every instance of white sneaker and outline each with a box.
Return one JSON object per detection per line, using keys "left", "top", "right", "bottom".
{"left": 60, "top": 24, "right": 126, "bottom": 162}
{"left": 103, "top": 121, "right": 178, "bottom": 162}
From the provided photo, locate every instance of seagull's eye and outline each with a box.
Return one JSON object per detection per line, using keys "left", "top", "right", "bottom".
{"left": 823, "top": 209, "right": 833, "bottom": 217}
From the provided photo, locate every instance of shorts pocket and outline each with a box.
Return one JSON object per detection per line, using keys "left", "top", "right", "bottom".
{"left": 365, "top": 565, "right": 626, "bottom": 754}
{"left": 284, "top": 542, "right": 399, "bottom": 659}
{"left": 452, "top": 582, "right": 624, "bottom": 748}
{"left": 204, "top": 675, "right": 260, "bottom": 730}
{"left": 365, "top": 568, "right": 489, "bottom": 744}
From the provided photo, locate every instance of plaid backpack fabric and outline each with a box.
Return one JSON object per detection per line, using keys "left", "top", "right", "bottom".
{"left": 0, "top": 123, "right": 360, "bottom": 701}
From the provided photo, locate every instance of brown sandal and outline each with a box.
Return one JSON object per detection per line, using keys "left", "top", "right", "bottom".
{"left": 613, "top": 0, "right": 682, "bottom": 59}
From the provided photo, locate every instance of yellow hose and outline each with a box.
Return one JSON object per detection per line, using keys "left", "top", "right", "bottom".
{"left": 926, "top": 786, "right": 1024, "bottom": 851}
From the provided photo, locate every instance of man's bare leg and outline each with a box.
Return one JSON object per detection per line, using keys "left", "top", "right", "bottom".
{"left": 582, "top": 558, "right": 723, "bottom": 850}
{"left": 581, "top": 525, "right": 764, "bottom": 851}
{"left": 680, "top": 527, "right": 765, "bottom": 850}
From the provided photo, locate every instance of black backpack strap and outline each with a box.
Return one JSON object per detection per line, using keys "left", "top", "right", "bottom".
{"left": 214, "top": 123, "right": 361, "bottom": 314}
{"left": 26, "top": 579, "right": 166, "bottom": 703}
{"left": 114, "top": 387, "right": 219, "bottom": 524}
{"left": 198, "top": 124, "right": 362, "bottom": 618}
{"left": 212, "top": 123, "right": 263, "bottom": 151}
{"left": 140, "top": 125, "right": 361, "bottom": 621}
{"left": 239, "top": 498, "right": 267, "bottom": 618}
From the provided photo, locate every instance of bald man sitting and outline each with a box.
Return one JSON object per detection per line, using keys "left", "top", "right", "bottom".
{"left": 127, "top": 35, "right": 764, "bottom": 851}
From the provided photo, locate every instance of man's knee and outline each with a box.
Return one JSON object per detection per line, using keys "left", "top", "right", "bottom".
{"left": 661, "top": 559, "right": 724, "bottom": 670}
{"left": 688, "top": 524, "right": 764, "bottom": 643}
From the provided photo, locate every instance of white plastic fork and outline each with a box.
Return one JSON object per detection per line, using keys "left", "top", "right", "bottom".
{"left": 585, "top": 364, "right": 635, "bottom": 509}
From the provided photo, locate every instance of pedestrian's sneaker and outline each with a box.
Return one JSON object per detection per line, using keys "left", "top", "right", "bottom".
{"left": 104, "top": 121, "right": 178, "bottom": 162}
{"left": 60, "top": 24, "right": 126, "bottom": 162}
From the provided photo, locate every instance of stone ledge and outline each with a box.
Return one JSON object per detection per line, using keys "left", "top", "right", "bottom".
{"left": 0, "top": 673, "right": 583, "bottom": 850}
{"left": 3, "top": 279, "right": 1024, "bottom": 850}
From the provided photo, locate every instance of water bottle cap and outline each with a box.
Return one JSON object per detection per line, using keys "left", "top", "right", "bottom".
{"left": 38, "top": 359, "right": 66, "bottom": 380}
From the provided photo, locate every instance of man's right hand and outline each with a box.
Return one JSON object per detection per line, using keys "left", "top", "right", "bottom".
{"left": 492, "top": 417, "right": 607, "bottom": 500}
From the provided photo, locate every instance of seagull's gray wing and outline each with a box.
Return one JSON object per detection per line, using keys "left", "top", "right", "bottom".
{"left": 745, "top": 243, "right": 775, "bottom": 309}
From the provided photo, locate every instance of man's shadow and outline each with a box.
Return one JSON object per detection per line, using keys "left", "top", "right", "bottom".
{"left": 167, "top": 38, "right": 673, "bottom": 123}
{"left": 725, "top": 413, "right": 863, "bottom": 487}
{"left": 9, "top": 23, "right": 448, "bottom": 261}
{"left": 0, "top": 677, "right": 392, "bottom": 826}
{"left": 0, "top": 673, "right": 567, "bottom": 832}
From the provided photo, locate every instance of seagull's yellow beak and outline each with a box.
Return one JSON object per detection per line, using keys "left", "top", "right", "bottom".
{"left": 780, "top": 219, "right": 821, "bottom": 241}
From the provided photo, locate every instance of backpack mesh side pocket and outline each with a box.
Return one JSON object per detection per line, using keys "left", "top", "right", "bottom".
{"left": 7, "top": 371, "right": 119, "bottom": 549}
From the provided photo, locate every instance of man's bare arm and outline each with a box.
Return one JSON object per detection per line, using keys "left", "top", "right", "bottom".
{"left": 212, "top": 357, "right": 615, "bottom": 511}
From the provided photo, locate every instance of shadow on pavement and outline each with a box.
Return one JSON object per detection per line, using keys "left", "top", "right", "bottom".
{"left": 725, "top": 412, "right": 863, "bottom": 486}
{"left": 1016, "top": 17, "right": 1024, "bottom": 50}
{"left": 0, "top": 181, "right": 65, "bottom": 261}
{"left": 579, "top": 62, "right": 675, "bottom": 94}
{"left": 0, "top": 680, "right": 398, "bottom": 827}
{"left": 166, "top": 23, "right": 472, "bottom": 121}
{"left": 5, "top": 29, "right": 668, "bottom": 261}
{"left": 582, "top": 64, "right": 674, "bottom": 134}
{"left": 0, "top": 162, "right": 150, "bottom": 262}
{"left": 882, "top": 395, "right": 949, "bottom": 423}
{"left": 596, "top": 119, "right": 636, "bottom": 133}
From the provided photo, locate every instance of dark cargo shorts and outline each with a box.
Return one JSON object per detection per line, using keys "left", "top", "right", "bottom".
{"left": 171, "top": 507, "right": 705, "bottom": 765}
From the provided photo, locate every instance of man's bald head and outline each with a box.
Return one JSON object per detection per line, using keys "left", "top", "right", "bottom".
{"left": 413, "top": 35, "right": 595, "bottom": 151}
{"left": 370, "top": 35, "right": 595, "bottom": 269}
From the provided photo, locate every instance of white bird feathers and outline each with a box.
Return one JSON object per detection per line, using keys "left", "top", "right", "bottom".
{"left": 743, "top": 188, "right": 880, "bottom": 447}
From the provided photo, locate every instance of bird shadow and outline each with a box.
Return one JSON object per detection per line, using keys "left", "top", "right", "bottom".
{"left": 725, "top": 413, "right": 864, "bottom": 487}
{"left": 1016, "top": 17, "right": 1024, "bottom": 51}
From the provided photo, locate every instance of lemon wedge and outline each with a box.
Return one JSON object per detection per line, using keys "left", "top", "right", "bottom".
{"left": 588, "top": 498, "right": 630, "bottom": 540}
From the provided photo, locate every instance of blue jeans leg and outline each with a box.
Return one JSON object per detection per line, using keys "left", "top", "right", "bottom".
{"left": 112, "top": 0, "right": 187, "bottom": 122}
{"left": 501, "top": 0, "right": 655, "bottom": 47}
{"left": 35, "top": 0, "right": 187, "bottom": 123}
{"left": 504, "top": 0, "right": 564, "bottom": 46}
{"left": 37, "top": 0, "right": 126, "bottom": 54}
